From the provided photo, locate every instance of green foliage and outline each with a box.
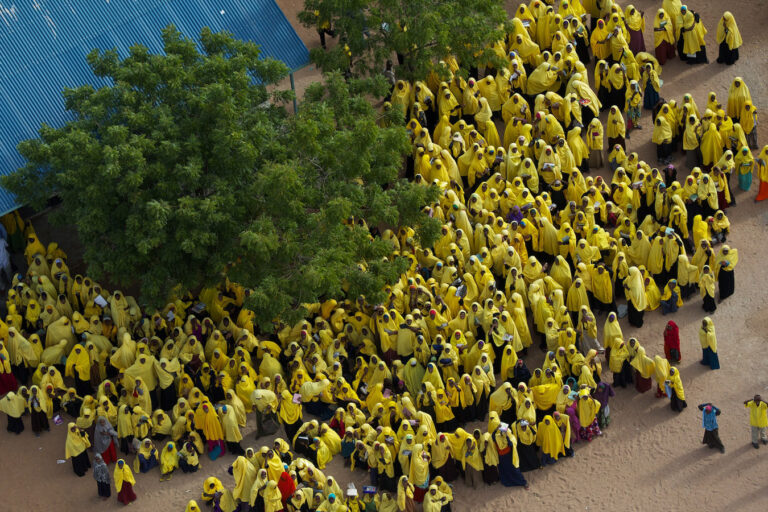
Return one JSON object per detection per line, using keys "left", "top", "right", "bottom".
{"left": 3, "top": 26, "right": 439, "bottom": 326}
{"left": 299, "top": 0, "right": 509, "bottom": 83}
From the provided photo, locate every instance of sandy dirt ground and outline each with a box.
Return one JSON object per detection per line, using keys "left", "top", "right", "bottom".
{"left": 3, "top": 1, "right": 768, "bottom": 511}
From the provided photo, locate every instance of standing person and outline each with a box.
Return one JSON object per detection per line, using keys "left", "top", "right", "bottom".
{"left": 65, "top": 422, "right": 92, "bottom": 477}
{"left": 653, "top": 115, "right": 674, "bottom": 165}
{"left": 735, "top": 146, "right": 754, "bottom": 192}
{"left": 755, "top": 146, "right": 768, "bottom": 201}
{"left": 666, "top": 367, "right": 687, "bottom": 413}
{"left": 715, "top": 12, "right": 742, "bottom": 65}
{"left": 278, "top": 389, "right": 303, "bottom": 443}
{"left": 488, "top": 412, "right": 528, "bottom": 489}
{"left": 593, "top": 382, "right": 615, "bottom": 429}
{"left": 114, "top": 459, "right": 137, "bottom": 505}
{"left": 625, "top": 81, "right": 643, "bottom": 135}
{"left": 698, "top": 318, "right": 720, "bottom": 370}
{"left": 93, "top": 416, "right": 119, "bottom": 464}
{"left": 679, "top": 6, "right": 708, "bottom": 65}
{"left": 624, "top": 267, "right": 648, "bottom": 327}
{"left": 93, "top": 454, "right": 112, "bottom": 500}
{"left": 313, "top": 10, "right": 335, "bottom": 49}
{"left": 28, "top": 385, "right": 50, "bottom": 436}
{"left": 699, "top": 265, "right": 717, "bottom": 313}
{"left": 653, "top": 9, "right": 676, "bottom": 65}
{"left": 744, "top": 395, "right": 768, "bottom": 448}
{"left": 396, "top": 475, "right": 415, "bottom": 512}
{"left": 663, "top": 321, "right": 681, "bottom": 363}
{"left": 624, "top": 6, "right": 646, "bottom": 54}
{"left": 0, "top": 391, "right": 25, "bottom": 434}
{"left": 587, "top": 118, "right": 605, "bottom": 169}
{"left": 715, "top": 245, "right": 738, "bottom": 302}
{"left": 698, "top": 403, "right": 725, "bottom": 453}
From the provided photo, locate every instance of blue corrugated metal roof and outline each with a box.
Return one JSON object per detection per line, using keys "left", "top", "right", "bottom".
{"left": 0, "top": 0, "right": 309, "bottom": 215}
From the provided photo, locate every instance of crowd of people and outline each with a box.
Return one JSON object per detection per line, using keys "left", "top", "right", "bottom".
{"left": 1, "top": 1, "right": 767, "bottom": 511}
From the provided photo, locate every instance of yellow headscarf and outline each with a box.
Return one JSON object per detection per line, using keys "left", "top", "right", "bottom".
{"left": 232, "top": 455, "right": 257, "bottom": 502}
{"left": 195, "top": 402, "right": 224, "bottom": 441}
{"left": 630, "top": 345, "right": 656, "bottom": 378}
{"left": 699, "top": 317, "right": 717, "bottom": 353}
{"left": 714, "top": 245, "right": 738, "bottom": 278}
{"left": 114, "top": 459, "right": 135, "bottom": 492}
{"left": 577, "top": 392, "right": 600, "bottom": 426}
{"left": 716, "top": 12, "right": 742, "bottom": 50}
{"left": 536, "top": 415, "right": 564, "bottom": 459}
{"left": 278, "top": 389, "right": 302, "bottom": 424}
{"left": 624, "top": 267, "right": 648, "bottom": 310}
{"left": 161, "top": 441, "right": 179, "bottom": 473}
{"left": 64, "top": 422, "right": 90, "bottom": 458}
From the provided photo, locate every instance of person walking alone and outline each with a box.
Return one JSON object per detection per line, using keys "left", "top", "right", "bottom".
{"left": 697, "top": 403, "right": 724, "bottom": 453}
{"left": 744, "top": 395, "right": 768, "bottom": 449}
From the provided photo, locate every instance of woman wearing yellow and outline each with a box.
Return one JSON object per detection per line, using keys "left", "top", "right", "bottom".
{"left": 604, "top": 110, "right": 626, "bottom": 161}
{"left": 652, "top": 9, "right": 675, "bottom": 64}
{"left": 623, "top": 267, "right": 647, "bottom": 327}
{"left": 679, "top": 5, "right": 708, "bottom": 65}
{"left": 185, "top": 501, "right": 201, "bottom": 512}
{"left": 0, "top": 391, "right": 26, "bottom": 433}
{"left": 576, "top": 390, "right": 602, "bottom": 441}
{"left": 715, "top": 245, "right": 738, "bottom": 301}
{"left": 606, "top": 65, "right": 628, "bottom": 114}
{"left": 623, "top": 5, "right": 646, "bottom": 54}
{"left": 179, "top": 441, "right": 200, "bottom": 473}
{"left": 727, "top": 77, "right": 752, "bottom": 121}
{"left": 667, "top": 367, "right": 687, "bottom": 412}
{"left": 734, "top": 146, "right": 754, "bottom": 192}
{"left": 277, "top": 388, "right": 303, "bottom": 443}
{"left": 698, "top": 317, "right": 720, "bottom": 370}
{"left": 134, "top": 438, "right": 159, "bottom": 473}
{"left": 114, "top": 459, "right": 137, "bottom": 505}
{"left": 511, "top": 419, "right": 539, "bottom": 472}
{"left": 536, "top": 415, "right": 564, "bottom": 465}
{"left": 65, "top": 343, "right": 93, "bottom": 396}
{"left": 652, "top": 114, "right": 674, "bottom": 165}
{"left": 609, "top": 340, "right": 633, "bottom": 389}
{"left": 159, "top": 441, "right": 178, "bottom": 481}
{"left": 584, "top": 117, "right": 604, "bottom": 170}
{"left": 396, "top": 475, "right": 415, "bottom": 512}
{"left": 65, "top": 422, "right": 91, "bottom": 476}
{"left": 716, "top": 11, "right": 742, "bottom": 65}
{"left": 28, "top": 384, "right": 50, "bottom": 435}
{"left": 699, "top": 264, "right": 717, "bottom": 313}
{"left": 590, "top": 18, "right": 611, "bottom": 61}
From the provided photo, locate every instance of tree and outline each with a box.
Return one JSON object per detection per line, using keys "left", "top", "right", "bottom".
{"left": 3, "top": 26, "right": 440, "bottom": 326}
{"left": 299, "top": 0, "right": 509, "bottom": 83}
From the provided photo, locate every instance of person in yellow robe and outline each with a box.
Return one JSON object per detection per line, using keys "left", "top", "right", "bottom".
{"left": 667, "top": 367, "right": 687, "bottom": 412}
{"left": 577, "top": 390, "right": 602, "bottom": 441}
{"left": 716, "top": 11, "right": 742, "bottom": 65}
{"left": 715, "top": 245, "right": 738, "bottom": 301}
{"left": 623, "top": 267, "right": 647, "bottom": 327}
{"left": 160, "top": 441, "right": 178, "bottom": 481}
{"left": 536, "top": 415, "right": 564, "bottom": 464}
{"left": 727, "top": 77, "right": 752, "bottom": 120}
{"left": 114, "top": 459, "right": 137, "bottom": 504}
{"left": 698, "top": 317, "right": 720, "bottom": 370}
{"left": 699, "top": 264, "right": 717, "bottom": 313}
{"left": 678, "top": 5, "right": 707, "bottom": 64}
{"left": 65, "top": 422, "right": 91, "bottom": 476}
{"left": 653, "top": 8, "right": 676, "bottom": 64}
